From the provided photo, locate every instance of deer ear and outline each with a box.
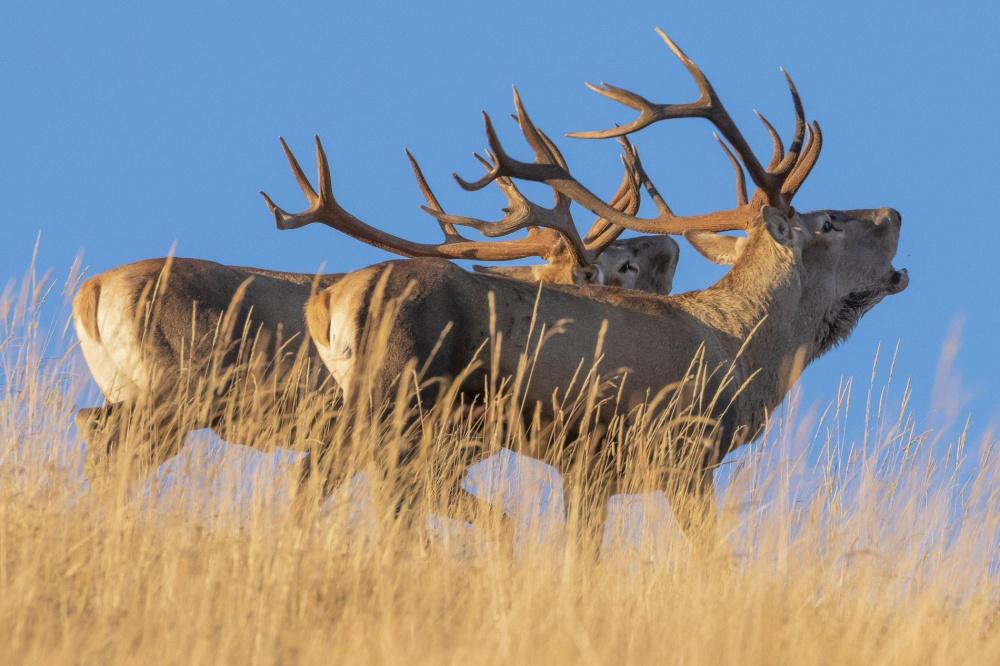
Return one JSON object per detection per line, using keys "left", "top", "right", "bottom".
{"left": 572, "top": 264, "right": 603, "bottom": 286}
{"left": 684, "top": 230, "right": 746, "bottom": 266}
{"left": 647, "top": 237, "right": 679, "bottom": 294}
{"left": 761, "top": 206, "right": 797, "bottom": 248}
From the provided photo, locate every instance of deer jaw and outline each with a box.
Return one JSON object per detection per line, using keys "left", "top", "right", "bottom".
{"left": 799, "top": 208, "right": 907, "bottom": 357}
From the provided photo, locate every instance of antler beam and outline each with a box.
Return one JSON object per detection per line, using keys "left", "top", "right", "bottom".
{"left": 451, "top": 29, "right": 823, "bottom": 234}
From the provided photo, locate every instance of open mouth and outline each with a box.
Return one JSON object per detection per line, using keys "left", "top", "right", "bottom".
{"left": 886, "top": 267, "right": 909, "bottom": 294}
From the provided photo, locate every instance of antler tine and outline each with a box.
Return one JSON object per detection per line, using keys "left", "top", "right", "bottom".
{"left": 452, "top": 116, "right": 506, "bottom": 192}
{"left": 472, "top": 151, "right": 496, "bottom": 171}
{"left": 583, "top": 135, "right": 641, "bottom": 247}
{"left": 567, "top": 28, "right": 812, "bottom": 209}
{"left": 453, "top": 92, "right": 571, "bottom": 194}
{"left": 509, "top": 106, "right": 569, "bottom": 172}
{"left": 258, "top": 138, "right": 318, "bottom": 228}
{"left": 405, "top": 148, "right": 445, "bottom": 212}
{"left": 510, "top": 91, "right": 642, "bottom": 261}
{"left": 260, "top": 136, "right": 329, "bottom": 230}
{"left": 769, "top": 68, "right": 806, "bottom": 176}
{"left": 583, "top": 144, "right": 645, "bottom": 253}
{"left": 566, "top": 26, "right": 719, "bottom": 141}
{"left": 566, "top": 26, "right": 720, "bottom": 141}
{"left": 511, "top": 87, "right": 582, "bottom": 219}
{"left": 621, "top": 136, "right": 673, "bottom": 219}
{"left": 314, "top": 135, "right": 334, "bottom": 204}
{"left": 511, "top": 87, "right": 568, "bottom": 173}
{"left": 534, "top": 127, "right": 569, "bottom": 171}
{"left": 714, "top": 133, "right": 749, "bottom": 206}
{"left": 754, "top": 111, "right": 784, "bottom": 171}
{"left": 472, "top": 151, "right": 527, "bottom": 207}
{"left": 423, "top": 201, "right": 588, "bottom": 264}
{"left": 405, "top": 148, "right": 459, "bottom": 238}
{"left": 282, "top": 136, "right": 318, "bottom": 201}
{"left": 429, "top": 132, "right": 591, "bottom": 265}
{"left": 781, "top": 121, "right": 823, "bottom": 198}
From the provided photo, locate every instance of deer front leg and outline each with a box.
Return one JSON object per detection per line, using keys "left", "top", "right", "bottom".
{"left": 76, "top": 400, "right": 187, "bottom": 491}
{"left": 395, "top": 464, "right": 516, "bottom": 561}
{"left": 662, "top": 466, "right": 720, "bottom": 555}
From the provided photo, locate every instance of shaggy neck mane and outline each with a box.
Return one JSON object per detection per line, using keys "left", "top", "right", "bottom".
{"left": 811, "top": 287, "right": 882, "bottom": 360}
{"left": 690, "top": 234, "right": 806, "bottom": 345}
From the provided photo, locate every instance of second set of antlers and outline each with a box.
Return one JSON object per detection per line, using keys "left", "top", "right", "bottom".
{"left": 259, "top": 28, "right": 823, "bottom": 272}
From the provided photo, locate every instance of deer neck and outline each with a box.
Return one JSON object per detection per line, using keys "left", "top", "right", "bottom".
{"left": 683, "top": 237, "right": 827, "bottom": 436}
{"left": 694, "top": 238, "right": 806, "bottom": 344}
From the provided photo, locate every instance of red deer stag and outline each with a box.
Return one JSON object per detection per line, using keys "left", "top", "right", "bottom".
{"left": 279, "top": 29, "right": 907, "bottom": 539}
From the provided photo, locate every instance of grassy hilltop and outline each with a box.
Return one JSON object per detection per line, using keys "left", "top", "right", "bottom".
{"left": 1, "top": 265, "right": 998, "bottom": 665}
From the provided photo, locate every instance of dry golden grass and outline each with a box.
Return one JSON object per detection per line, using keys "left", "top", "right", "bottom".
{"left": 1, "top": 262, "right": 998, "bottom": 665}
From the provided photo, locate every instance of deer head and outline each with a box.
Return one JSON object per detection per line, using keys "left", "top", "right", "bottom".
{"left": 687, "top": 206, "right": 907, "bottom": 355}
{"left": 472, "top": 234, "right": 679, "bottom": 292}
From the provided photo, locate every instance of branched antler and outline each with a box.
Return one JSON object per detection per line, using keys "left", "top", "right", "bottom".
{"left": 263, "top": 28, "right": 824, "bottom": 271}
{"left": 421, "top": 91, "right": 645, "bottom": 267}
{"left": 260, "top": 133, "right": 641, "bottom": 266}
{"left": 260, "top": 137, "right": 564, "bottom": 262}
{"left": 450, "top": 28, "right": 823, "bottom": 233}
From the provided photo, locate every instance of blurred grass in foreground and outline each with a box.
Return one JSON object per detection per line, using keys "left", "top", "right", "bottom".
{"left": 1, "top": 260, "right": 998, "bottom": 665}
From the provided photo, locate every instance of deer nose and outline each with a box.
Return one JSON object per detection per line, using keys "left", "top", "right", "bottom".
{"left": 875, "top": 208, "right": 901, "bottom": 228}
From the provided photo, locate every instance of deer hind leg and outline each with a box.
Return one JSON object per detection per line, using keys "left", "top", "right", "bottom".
{"left": 378, "top": 427, "right": 517, "bottom": 547}
{"left": 76, "top": 404, "right": 120, "bottom": 483}
{"left": 76, "top": 398, "right": 188, "bottom": 491}
{"left": 288, "top": 441, "right": 358, "bottom": 525}
{"left": 74, "top": 276, "right": 189, "bottom": 491}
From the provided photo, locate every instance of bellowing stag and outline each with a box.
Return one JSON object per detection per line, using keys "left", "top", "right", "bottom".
{"left": 282, "top": 29, "right": 907, "bottom": 538}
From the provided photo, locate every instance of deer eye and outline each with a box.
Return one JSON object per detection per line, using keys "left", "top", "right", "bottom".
{"left": 619, "top": 261, "right": 638, "bottom": 274}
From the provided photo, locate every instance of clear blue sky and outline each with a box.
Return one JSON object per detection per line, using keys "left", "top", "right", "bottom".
{"left": 2, "top": 1, "right": 997, "bottom": 443}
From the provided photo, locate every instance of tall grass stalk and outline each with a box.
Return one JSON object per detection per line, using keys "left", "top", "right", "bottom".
{"left": 1, "top": 264, "right": 997, "bottom": 664}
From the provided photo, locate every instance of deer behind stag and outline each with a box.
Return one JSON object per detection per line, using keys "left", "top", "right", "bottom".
{"left": 73, "top": 133, "right": 678, "bottom": 488}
